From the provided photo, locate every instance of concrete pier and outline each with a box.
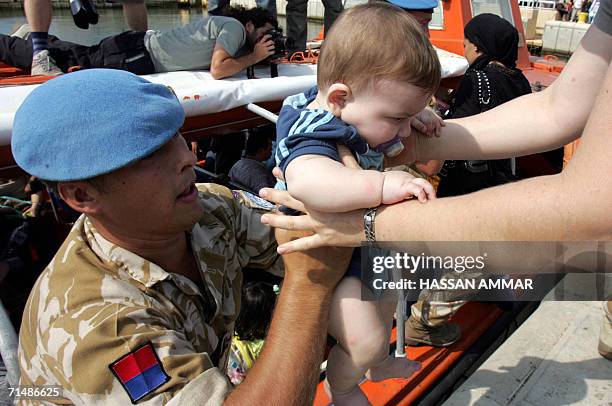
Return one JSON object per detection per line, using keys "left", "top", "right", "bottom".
{"left": 444, "top": 278, "right": 612, "bottom": 406}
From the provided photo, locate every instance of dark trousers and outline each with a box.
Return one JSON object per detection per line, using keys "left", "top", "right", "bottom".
{"left": 0, "top": 31, "right": 155, "bottom": 75}
{"left": 286, "top": 0, "right": 343, "bottom": 51}
{"left": 211, "top": 131, "right": 247, "bottom": 175}
{"left": 437, "top": 159, "right": 515, "bottom": 197}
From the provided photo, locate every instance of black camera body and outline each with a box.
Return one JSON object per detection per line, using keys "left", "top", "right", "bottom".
{"left": 266, "top": 28, "right": 294, "bottom": 59}
{"left": 70, "top": 0, "right": 99, "bottom": 29}
{"left": 246, "top": 28, "right": 294, "bottom": 79}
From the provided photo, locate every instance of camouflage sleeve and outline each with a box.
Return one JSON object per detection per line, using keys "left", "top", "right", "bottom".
{"left": 103, "top": 303, "right": 232, "bottom": 405}
{"left": 33, "top": 302, "right": 231, "bottom": 405}
{"left": 194, "top": 184, "right": 282, "bottom": 274}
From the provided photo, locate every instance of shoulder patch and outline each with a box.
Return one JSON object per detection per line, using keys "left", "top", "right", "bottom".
{"left": 109, "top": 342, "right": 170, "bottom": 404}
{"left": 232, "top": 190, "right": 276, "bottom": 210}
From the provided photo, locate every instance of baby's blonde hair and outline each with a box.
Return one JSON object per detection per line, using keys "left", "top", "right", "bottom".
{"left": 317, "top": 2, "right": 441, "bottom": 94}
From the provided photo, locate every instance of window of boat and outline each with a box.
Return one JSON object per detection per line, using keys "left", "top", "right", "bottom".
{"left": 471, "top": 0, "right": 515, "bottom": 25}
{"left": 430, "top": 1, "right": 445, "bottom": 30}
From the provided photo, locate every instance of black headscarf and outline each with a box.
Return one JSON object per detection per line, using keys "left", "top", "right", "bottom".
{"left": 464, "top": 13, "right": 519, "bottom": 69}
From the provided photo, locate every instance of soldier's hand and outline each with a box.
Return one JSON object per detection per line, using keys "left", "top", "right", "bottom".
{"left": 275, "top": 229, "right": 352, "bottom": 289}
{"left": 253, "top": 35, "right": 275, "bottom": 63}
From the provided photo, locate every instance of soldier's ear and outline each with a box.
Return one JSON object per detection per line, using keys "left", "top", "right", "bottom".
{"left": 58, "top": 181, "right": 104, "bottom": 215}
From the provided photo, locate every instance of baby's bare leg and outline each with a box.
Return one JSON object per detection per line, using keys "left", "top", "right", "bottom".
{"left": 365, "top": 298, "right": 421, "bottom": 382}
{"left": 326, "top": 277, "right": 390, "bottom": 406}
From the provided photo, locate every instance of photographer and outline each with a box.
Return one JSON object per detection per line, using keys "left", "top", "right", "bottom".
{"left": 1, "top": 6, "right": 276, "bottom": 80}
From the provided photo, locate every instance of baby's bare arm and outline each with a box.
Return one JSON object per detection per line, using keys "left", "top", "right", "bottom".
{"left": 285, "top": 155, "right": 386, "bottom": 212}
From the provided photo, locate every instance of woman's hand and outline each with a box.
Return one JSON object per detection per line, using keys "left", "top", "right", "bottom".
{"left": 260, "top": 188, "right": 364, "bottom": 253}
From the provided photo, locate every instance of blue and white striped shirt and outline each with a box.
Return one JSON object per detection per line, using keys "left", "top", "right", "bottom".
{"left": 274, "top": 87, "right": 384, "bottom": 189}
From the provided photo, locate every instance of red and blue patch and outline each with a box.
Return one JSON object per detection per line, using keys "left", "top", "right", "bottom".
{"left": 109, "top": 342, "right": 170, "bottom": 404}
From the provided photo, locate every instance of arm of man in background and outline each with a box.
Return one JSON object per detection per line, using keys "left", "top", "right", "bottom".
{"left": 210, "top": 34, "right": 274, "bottom": 79}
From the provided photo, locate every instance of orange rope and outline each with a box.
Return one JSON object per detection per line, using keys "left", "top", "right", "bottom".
{"left": 287, "top": 48, "right": 320, "bottom": 64}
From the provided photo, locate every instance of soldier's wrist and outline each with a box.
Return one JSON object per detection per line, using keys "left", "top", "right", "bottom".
{"left": 283, "top": 270, "right": 337, "bottom": 296}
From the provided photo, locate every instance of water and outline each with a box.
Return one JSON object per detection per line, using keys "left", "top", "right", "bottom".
{"left": 0, "top": 7, "right": 323, "bottom": 45}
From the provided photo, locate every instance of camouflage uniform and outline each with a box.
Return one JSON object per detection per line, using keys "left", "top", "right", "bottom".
{"left": 18, "top": 184, "right": 281, "bottom": 405}
{"left": 411, "top": 267, "right": 487, "bottom": 328}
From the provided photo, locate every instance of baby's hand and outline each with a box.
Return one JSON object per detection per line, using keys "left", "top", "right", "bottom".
{"left": 411, "top": 106, "right": 444, "bottom": 138}
{"left": 381, "top": 171, "right": 436, "bottom": 204}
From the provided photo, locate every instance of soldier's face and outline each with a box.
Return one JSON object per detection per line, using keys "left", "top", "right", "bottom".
{"left": 96, "top": 134, "right": 204, "bottom": 236}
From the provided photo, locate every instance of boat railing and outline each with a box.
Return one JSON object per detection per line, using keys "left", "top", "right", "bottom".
{"left": 0, "top": 299, "right": 20, "bottom": 388}
{"left": 519, "top": 0, "right": 556, "bottom": 9}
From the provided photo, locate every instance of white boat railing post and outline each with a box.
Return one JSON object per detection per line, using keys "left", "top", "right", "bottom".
{"left": 0, "top": 299, "right": 20, "bottom": 387}
{"left": 394, "top": 267, "right": 406, "bottom": 358}
{"left": 246, "top": 103, "right": 279, "bottom": 124}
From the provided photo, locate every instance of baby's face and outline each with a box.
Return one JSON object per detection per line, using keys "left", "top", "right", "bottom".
{"left": 340, "top": 80, "right": 431, "bottom": 148}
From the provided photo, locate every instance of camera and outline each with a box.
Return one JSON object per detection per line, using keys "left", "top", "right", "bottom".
{"left": 70, "top": 0, "right": 99, "bottom": 29}
{"left": 265, "top": 28, "right": 295, "bottom": 59}
{"left": 247, "top": 28, "right": 295, "bottom": 79}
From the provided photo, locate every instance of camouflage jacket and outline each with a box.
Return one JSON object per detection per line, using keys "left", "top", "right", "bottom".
{"left": 18, "top": 184, "right": 280, "bottom": 405}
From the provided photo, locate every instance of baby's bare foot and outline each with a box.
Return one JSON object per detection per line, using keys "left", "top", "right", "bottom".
{"left": 324, "top": 379, "right": 371, "bottom": 406}
{"left": 365, "top": 356, "right": 421, "bottom": 382}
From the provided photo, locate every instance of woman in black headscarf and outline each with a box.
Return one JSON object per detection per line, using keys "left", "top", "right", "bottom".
{"left": 437, "top": 13, "right": 532, "bottom": 197}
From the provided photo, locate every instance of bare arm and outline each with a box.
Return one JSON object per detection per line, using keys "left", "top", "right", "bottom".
{"left": 209, "top": 38, "right": 274, "bottom": 80}
{"left": 414, "top": 25, "right": 612, "bottom": 161}
{"left": 285, "top": 155, "right": 434, "bottom": 212}
{"left": 226, "top": 231, "right": 351, "bottom": 405}
{"left": 285, "top": 155, "right": 386, "bottom": 212}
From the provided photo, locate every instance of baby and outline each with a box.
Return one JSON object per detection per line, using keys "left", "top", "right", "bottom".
{"left": 275, "top": 3, "right": 441, "bottom": 405}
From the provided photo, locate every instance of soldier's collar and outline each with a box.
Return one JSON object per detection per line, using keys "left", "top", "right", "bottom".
{"left": 82, "top": 216, "right": 171, "bottom": 288}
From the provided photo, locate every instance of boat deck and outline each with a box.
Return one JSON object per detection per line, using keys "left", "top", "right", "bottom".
{"left": 444, "top": 280, "right": 612, "bottom": 406}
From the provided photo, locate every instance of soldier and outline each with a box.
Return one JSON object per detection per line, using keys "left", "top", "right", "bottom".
{"left": 11, "top": 68, "right": 351, "bottom": 404}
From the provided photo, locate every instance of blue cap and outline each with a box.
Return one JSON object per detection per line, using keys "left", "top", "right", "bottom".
{"left": 385, "top": 0, "right": 438, "bottom": 11}
{"left": 11, "top": 69, "right": 184, "bottom": 181}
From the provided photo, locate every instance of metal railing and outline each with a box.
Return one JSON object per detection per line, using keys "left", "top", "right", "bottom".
{"left": 519, "top": 0, "right": 556, "bottom": 9}
{"left": 0, "top": 300, "right": 19, "bottom": 388}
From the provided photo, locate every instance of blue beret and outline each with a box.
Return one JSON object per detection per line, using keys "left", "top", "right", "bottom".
{"left": 12, "top": 69, "right": 184, "bottom": 181}
{"left": 386, "top": 0, "right": 439, "bottom": 10}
